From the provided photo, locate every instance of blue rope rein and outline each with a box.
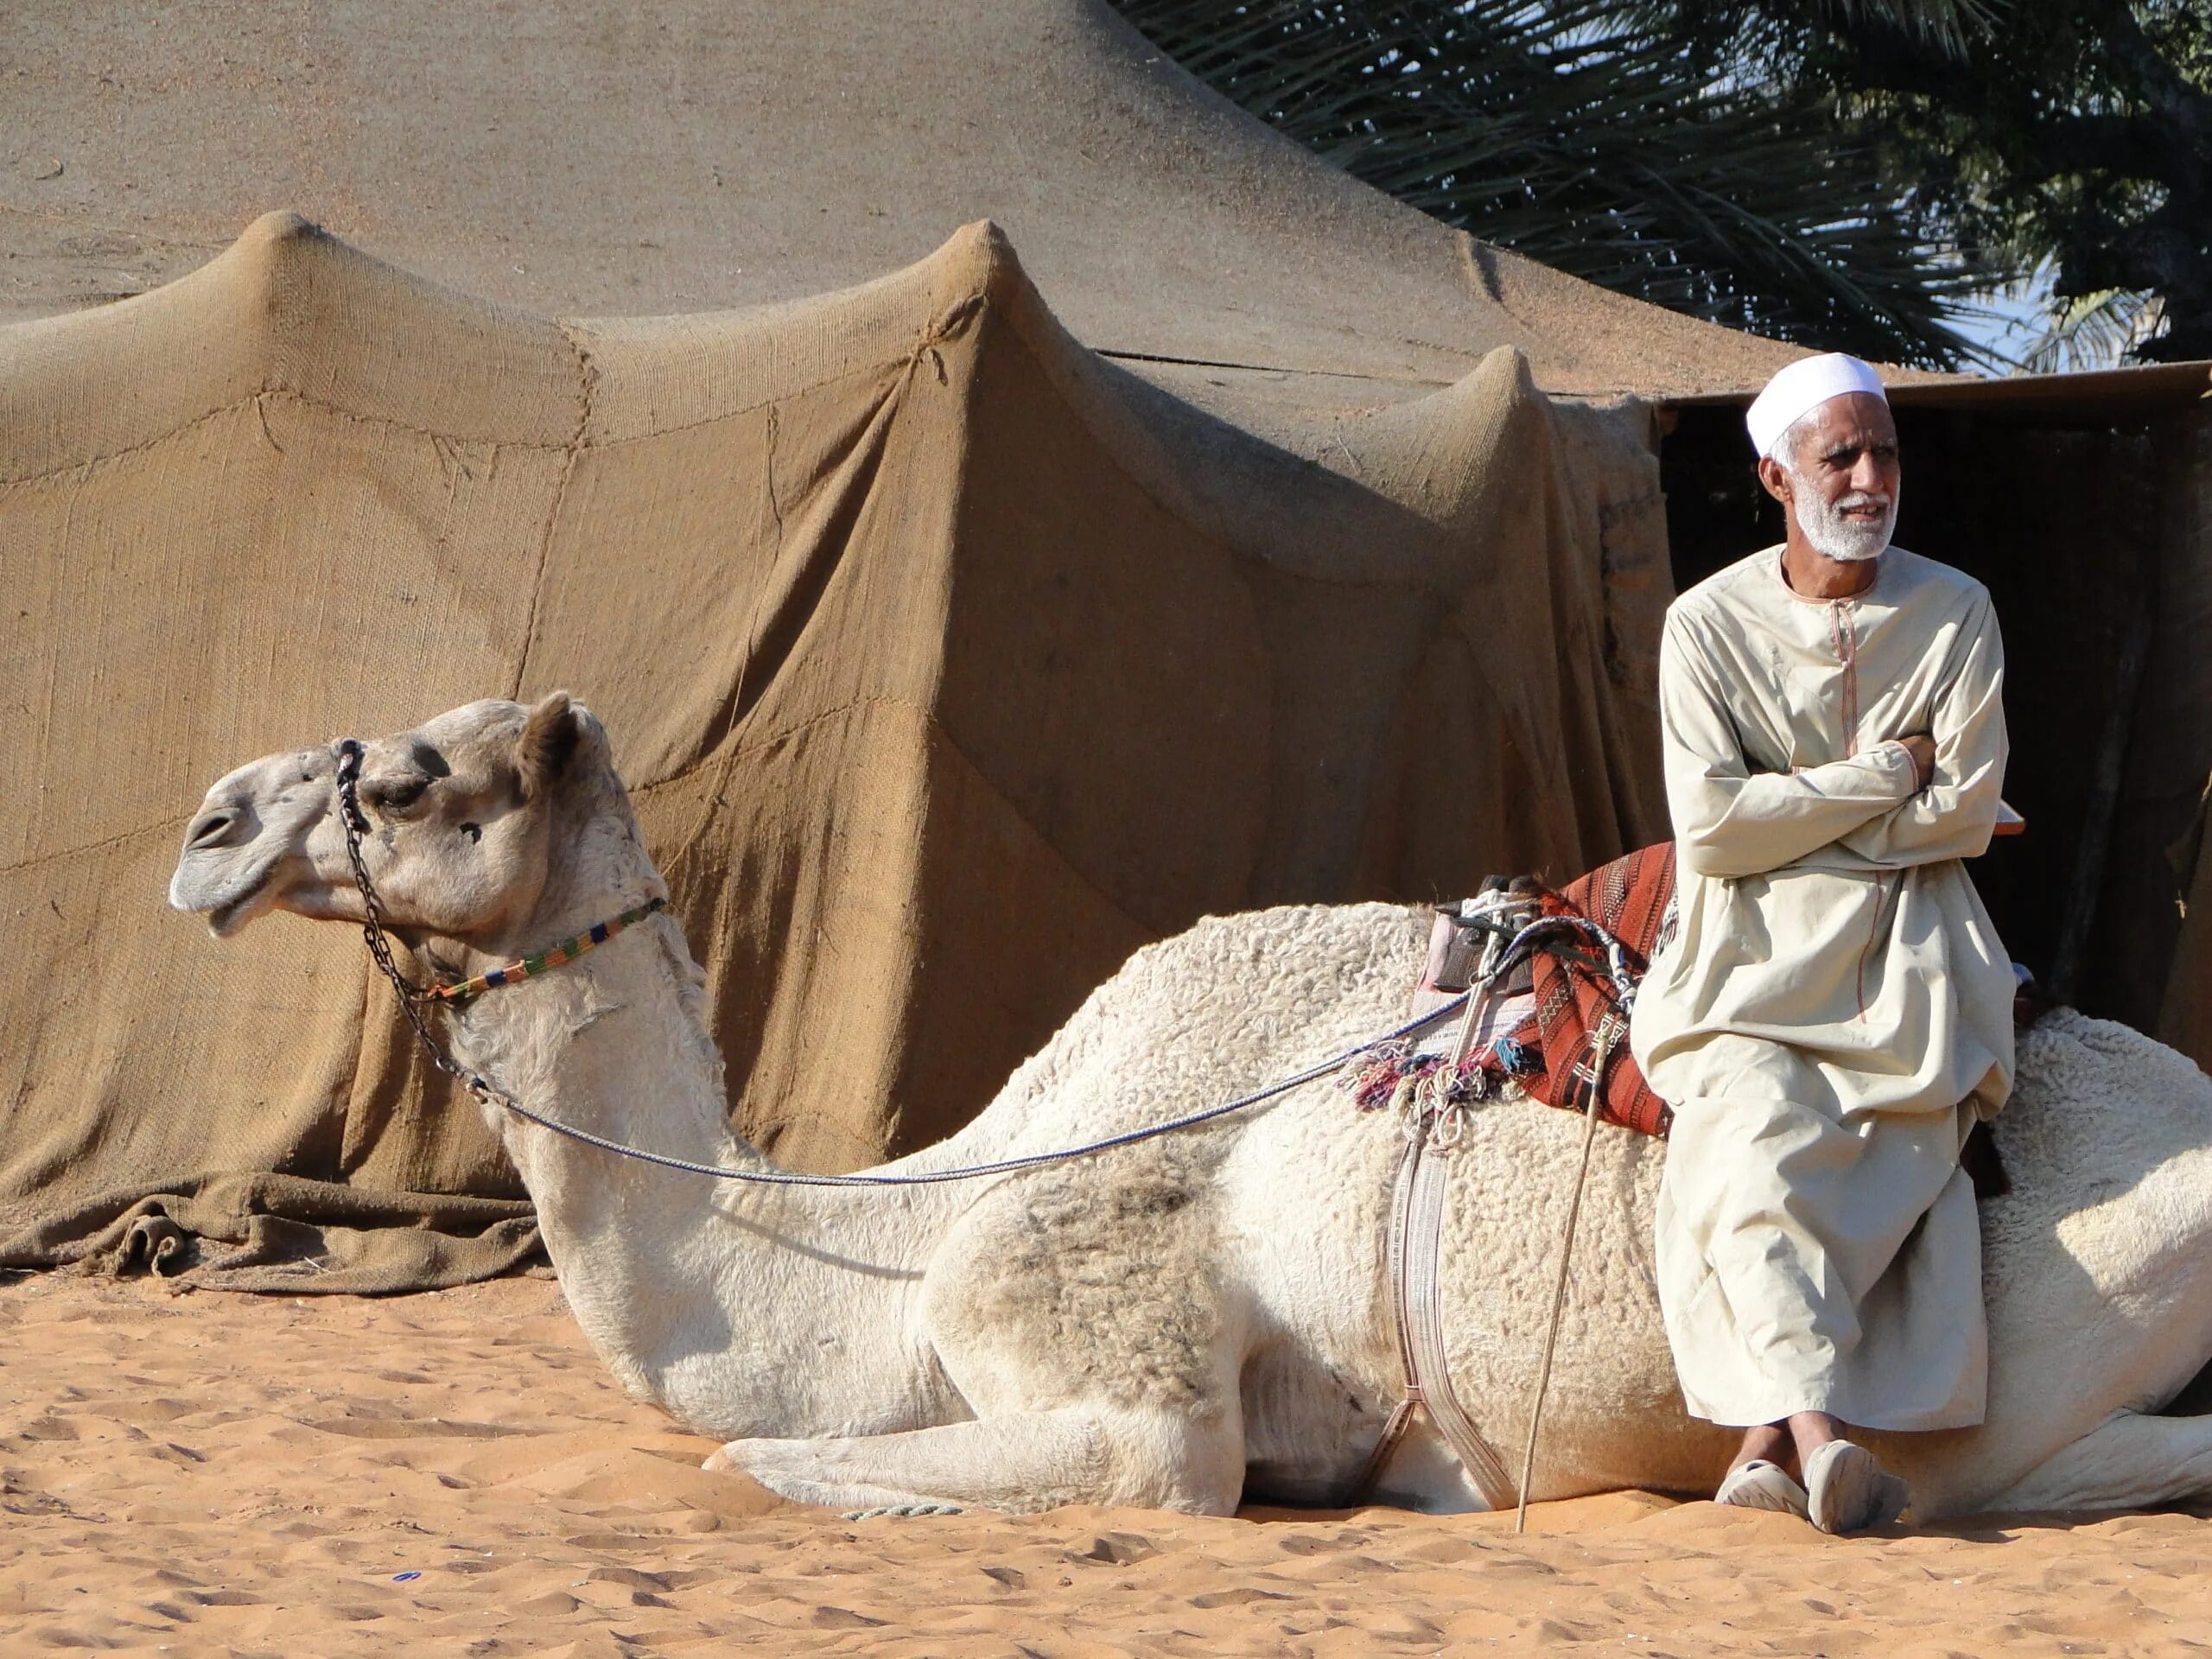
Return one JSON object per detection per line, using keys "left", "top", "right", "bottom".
{"left": 481, "top": 911, "right": 1634, "bottom": 1188}
{"left": 486, "top": 995, "right": 1471, "bottom": 1187}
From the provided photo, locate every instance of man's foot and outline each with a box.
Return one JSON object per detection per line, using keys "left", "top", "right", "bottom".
{"left": 1714, "top": 1459, "right": 1808, "bottom": 1517}
{"left": 1802, "top": 1439, "right": 1910, "bottom": 1534}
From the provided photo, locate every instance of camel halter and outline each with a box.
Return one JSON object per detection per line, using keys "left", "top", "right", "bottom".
{"left": 333, "top": 740, "right": 666, "bottom": 1009}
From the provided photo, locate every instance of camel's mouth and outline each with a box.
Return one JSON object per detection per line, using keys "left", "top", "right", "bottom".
{"left": 168, "top": 853, "right": 283, "bottom": 938}
{"left": 204, "top": 885, "right": 276, "bottom": 938}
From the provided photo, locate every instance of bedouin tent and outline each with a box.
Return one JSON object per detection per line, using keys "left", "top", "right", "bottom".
{"left": 0, "top": 202, "right": 1725, "bottom": 1290}
{"left": 4, "top": 0, "right": 2204, "bottom": 1292}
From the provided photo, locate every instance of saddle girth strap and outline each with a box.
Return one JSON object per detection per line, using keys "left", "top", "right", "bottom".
{"left": 1347, "top": 1115, "right": 1519, "bottom": 1512}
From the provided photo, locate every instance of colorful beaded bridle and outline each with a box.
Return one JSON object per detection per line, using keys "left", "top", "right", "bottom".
{"left": 415, "top": 898, "right": 669, "bottom": 1007}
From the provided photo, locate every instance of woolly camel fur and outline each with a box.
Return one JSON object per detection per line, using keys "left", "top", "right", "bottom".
{"left": 168, "top": 696, "right": 2212, "bottom": 1520}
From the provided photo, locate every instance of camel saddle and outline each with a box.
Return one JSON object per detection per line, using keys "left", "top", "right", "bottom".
{"left": 1419, "top": 842, "right": 1677, "bottom": 1138}
{"left": 1419, "top": 842, "right": 2012, "bottom": 1196}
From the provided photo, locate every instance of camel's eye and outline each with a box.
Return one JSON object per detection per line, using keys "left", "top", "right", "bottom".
{"left": 364, "top": 773, "right": 430, "bottom": 815}
{"left": 461, "top": 823, "right": 482, "bottom": 844}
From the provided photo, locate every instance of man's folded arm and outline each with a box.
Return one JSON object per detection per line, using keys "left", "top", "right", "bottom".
{"left": 1660, "top": 614, "right": 1918, "bottom": 880}
{"left": 1837, "top": 600, "right": 2005, "bottom": 868}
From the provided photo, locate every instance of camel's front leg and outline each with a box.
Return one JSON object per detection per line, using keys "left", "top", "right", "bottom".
{"left": 1984, "top": 1410, "right": 2212, "bottom": 1513}
{"left": 704, "top": 1403, "right": 1243, "bottom": 1516}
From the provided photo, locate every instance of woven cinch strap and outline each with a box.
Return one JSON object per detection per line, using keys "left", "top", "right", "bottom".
{"left": 1346, "top": 982, "right": 1520, "bottom": 1515}
{"left": 418, "top": 896, "right": 670, "bottom": 1007}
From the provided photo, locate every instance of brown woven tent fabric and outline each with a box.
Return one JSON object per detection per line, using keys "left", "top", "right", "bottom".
{"left": 0, "top": 212, "right": 1678, "bottom": 1288}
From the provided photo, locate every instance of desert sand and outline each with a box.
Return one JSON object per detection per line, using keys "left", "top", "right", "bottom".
{"left": 4, "top": 1271, "right": 2208, "bottom": 1657}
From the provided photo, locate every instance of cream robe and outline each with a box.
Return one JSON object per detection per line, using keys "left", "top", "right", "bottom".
{"left": 1629, "top": 545, "right": 2015, "bottom": 1430}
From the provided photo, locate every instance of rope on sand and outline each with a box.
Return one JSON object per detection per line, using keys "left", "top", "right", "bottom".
{"left": 842, "top": 1503, "right": 965, "bottom": 1520}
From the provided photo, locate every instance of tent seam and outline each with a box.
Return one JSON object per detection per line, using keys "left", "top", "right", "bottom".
{"left": 0, "top": 388, "right": 560, "bottom": 490}
{"left": 0, "top": 353, "right": 925, "bottom": 492}
{"left": 650, "top": 399, "right": 791, "bottom": 867}
{"left": 582, "top": 353, "right": 921, "bottom": 454}
{"left": 1095, "top": 346, "right": 1454, "bottom": 388}
{"left": 506, "top": 322, "right": 599, "bottom": 701}
{"left": 0, "top": 813, "right": 178, "bottom": 879}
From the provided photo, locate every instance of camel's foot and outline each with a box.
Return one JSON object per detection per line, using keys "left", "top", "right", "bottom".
{"left": 1986, "top": 1409, "right": 2212, "bottom": 1512}
{"left": 702, "top": 1405, "right": 1242, "bottom": 1516}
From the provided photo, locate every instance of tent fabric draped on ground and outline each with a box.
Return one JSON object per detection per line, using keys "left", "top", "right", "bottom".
{"left": 0, "top": 213, "right": 1672, "bottom": 1289}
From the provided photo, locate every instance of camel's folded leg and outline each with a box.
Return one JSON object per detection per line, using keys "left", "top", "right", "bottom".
{"left": 703, "top": 1404, "right": 1243, "bottom": 1516}
{"left": 1984, "top": 1410, "right": 2212, "bottom": 1513}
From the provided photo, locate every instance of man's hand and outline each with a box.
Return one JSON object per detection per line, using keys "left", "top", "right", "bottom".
{"left": 1898, "top": 734, "right": 1936, "bottom": 791}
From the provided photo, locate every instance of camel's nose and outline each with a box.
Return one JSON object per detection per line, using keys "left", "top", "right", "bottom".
{"left": 185, "top": 805, "right": 246, "bottom": 851}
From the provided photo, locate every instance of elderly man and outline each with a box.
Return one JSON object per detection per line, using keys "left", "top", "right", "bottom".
{"left": 1629, "top": 353, "right": 2016, "bottom": 1534}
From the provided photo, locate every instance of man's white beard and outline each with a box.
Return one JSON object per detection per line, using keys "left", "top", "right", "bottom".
{"left": 1795, "top": 480, "right": 1896, "bottom": 563}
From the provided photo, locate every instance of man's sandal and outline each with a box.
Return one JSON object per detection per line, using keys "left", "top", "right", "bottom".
{"left": 1714, "top": 1459, "right": 1809, "bottom": 1517}
{"left": 1803, "top": 1439, "right": 1911, "bottom": 1534}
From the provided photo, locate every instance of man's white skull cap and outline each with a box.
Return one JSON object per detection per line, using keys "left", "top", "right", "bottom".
{"left": 1746, "top": 353, "right": 1888, "bottom": 461}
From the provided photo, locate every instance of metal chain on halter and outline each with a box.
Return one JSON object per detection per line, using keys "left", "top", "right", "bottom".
{"left": 333, "top": 738, "right": 501, "bottom": 1103}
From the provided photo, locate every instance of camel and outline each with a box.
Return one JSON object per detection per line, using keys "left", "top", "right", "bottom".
{"left": 168, "top": 694, "right": 2212, "bottom": 1521}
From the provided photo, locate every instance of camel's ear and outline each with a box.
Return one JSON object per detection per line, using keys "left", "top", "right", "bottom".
{"left": 517, "top": 691, "right": 580, "bottom": 800}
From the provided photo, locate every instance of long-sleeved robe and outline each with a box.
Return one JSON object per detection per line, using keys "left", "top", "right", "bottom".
{"left": 1629, "top": 544, "right": 2016, "bottom": 1430}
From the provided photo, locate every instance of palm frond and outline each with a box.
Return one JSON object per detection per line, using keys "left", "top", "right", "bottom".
{"left": 1809, "top": 0, "right": 1996, "bottom": 56}
{"left": 1116, "top": 0, "right": 1994, "bottom": 365}
{"left": 2022, "top": 287, "right": 2168, "bottom": 373}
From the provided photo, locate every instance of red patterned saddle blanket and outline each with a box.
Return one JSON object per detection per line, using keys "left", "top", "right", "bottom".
{"left": 1529, "top": 842, "right": 1676, "bottom": 1136}
{"left": 1406, "top": 842, "right": 1678, "bottom": 1137}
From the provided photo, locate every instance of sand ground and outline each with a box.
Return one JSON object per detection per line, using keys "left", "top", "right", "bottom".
{"left": 4, "top": 1273, "right": 2208, "bottom": 1657}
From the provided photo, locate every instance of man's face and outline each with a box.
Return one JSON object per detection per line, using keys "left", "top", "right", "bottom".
{"left": 1760, "top": 391, "right": 1901, "bottom": 563}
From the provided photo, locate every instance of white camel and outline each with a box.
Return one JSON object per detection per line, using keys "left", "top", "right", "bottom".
{"left": 168, "top": 695, "right": 2212, "bottom": 1520}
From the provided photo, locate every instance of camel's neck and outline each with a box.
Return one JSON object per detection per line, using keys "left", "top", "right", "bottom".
{"left": 435, "top": 816, "right": 960, "bottom": 1441}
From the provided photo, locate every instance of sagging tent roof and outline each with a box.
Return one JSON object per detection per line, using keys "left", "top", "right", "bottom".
{"left": 0, "top": 0, "right": 1818, "bottom": 412}
{"left": 0, "top": 212, "right": 1676, "bottom": 1287}
{"left": 18, "top": 0, "right": 2212, "bottom": 429}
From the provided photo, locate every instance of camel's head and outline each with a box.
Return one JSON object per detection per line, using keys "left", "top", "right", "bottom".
{"left": 168, "top": 692, "right": 626, "bottom": 948}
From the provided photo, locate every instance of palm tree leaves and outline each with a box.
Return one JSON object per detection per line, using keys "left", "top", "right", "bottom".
{"left": 1116, "top": 0, "right": 1993, "bottom": 365}
{"left": 2019, "top": 285, "right": 2166, "bottom": 372}
{"left": 1631, "top": 0, "right": 2212, "bottom": 362}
